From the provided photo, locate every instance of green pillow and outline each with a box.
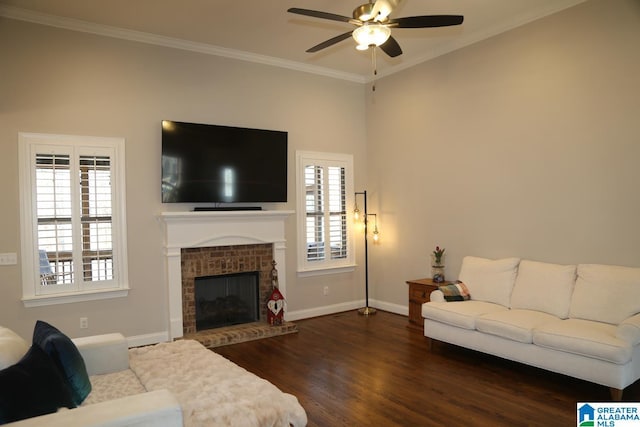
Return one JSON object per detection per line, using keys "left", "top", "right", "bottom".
{"left": 32, "top": 320, "right": 92, "bottom": 406}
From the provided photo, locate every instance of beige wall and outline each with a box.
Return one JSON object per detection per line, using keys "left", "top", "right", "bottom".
{"left": 367, "top": 0, "right": 640, "bottom": 310}
{"left": 0, "top": 18, "right": 367, "bottom": 339}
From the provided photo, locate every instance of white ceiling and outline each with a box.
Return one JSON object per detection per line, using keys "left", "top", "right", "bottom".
{"left": 0, "top": 0, "right": 587, "bottom": 82}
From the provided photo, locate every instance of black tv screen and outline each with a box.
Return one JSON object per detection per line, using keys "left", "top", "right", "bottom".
{"left": 161, "top": 120, "right": 287, "bottom": 204}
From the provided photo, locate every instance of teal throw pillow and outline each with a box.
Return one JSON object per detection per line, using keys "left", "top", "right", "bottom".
{"left": 32, "top": 320, "right": 92, "bottom": 406}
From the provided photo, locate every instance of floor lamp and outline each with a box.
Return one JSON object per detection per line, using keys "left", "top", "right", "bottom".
{"left": 354, "top": 190, "right": 379, "bottom": 316}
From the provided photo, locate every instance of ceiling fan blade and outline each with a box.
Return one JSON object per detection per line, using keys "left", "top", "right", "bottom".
{"left": 371, "top": 0, "right": 404, "bottom": 22}
{"left": 287, "top": 8, "right": 353, "bottom": 24}
{"left": 379, "top": 35, "right": 402, "bottom": 58}
{"left": 389, "top": 15, "right": 464, "bottom": 28}
{"left": 306, "top": 31, "right": 354, "bottom": 53}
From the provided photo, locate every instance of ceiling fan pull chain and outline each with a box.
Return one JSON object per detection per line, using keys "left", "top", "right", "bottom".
{"left": 372, "top": 47, "right": 377, "bottom": 91}
{"left": 373, "top": 45, "right": 378, "bottom": 76}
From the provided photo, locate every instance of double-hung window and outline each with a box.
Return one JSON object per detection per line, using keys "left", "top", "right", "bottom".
{"left": 296, "top": 151, "right": 354, "bottom": 275}
{"left": 19, "top": 133, "right": 129, "bottom": 306}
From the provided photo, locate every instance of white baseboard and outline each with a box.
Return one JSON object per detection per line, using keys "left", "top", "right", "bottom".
{"left": 285, "top": 300, "right": 363, "bottom": 321}
{"left": 369, "top": 299, "right": 408, "bottom": 316}
{"left": 285, "top": 299, "right": 408, "bottom": 321}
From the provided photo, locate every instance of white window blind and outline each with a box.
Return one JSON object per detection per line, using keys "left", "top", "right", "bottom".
{"left": 20, "top": 133, "right": 129, "bottom": 306}
{"left": 305, "top": 165, "right": 325, "bottom": 261}
{"left": 296, "top": 151, "right": 354, "bottom": 274}
{"left": 327, "top": 166, "right": 347, "bottom": 260}
{"left": 79, "top": 155, "right": 114, "bottom": 282}
{"left": 35, "top": 153, "right": 74, "bottom": 286}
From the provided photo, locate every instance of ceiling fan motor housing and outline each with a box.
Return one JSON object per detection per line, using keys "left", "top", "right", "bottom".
{"left": 353, "top": 3, "right": 377, "bottom": 22}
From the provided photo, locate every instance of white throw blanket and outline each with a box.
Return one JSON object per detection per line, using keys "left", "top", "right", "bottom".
{"left": 128, "top": 340, "right": 307, "bottom": 427}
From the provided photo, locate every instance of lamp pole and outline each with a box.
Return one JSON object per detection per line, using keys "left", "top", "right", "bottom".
{"left": 356, "top": 190, "right": 376, "bottom": 316}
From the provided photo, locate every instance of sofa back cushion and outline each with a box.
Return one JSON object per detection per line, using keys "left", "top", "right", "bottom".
{"left": 0, "top": 327, "right": 29, "bottom": 370}
{"left": 510, "top": 260, "right": 576, "bottom": 318}
{"left": 570, "top": 264, "right": 640, "bottom": 325}
{"left": 457, "top": 256, "right": 520, "bottom": 307}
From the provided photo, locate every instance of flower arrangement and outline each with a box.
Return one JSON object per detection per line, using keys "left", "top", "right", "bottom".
{"left": 433, "top": 246, "right": 445, "bottom": 265}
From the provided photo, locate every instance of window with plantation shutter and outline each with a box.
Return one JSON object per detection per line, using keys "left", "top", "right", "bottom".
{"left": 296, "top": 151, "right": 354, "bottom": 275}
{"left": 19, "top": 133, "right": 129, "bottom": 306}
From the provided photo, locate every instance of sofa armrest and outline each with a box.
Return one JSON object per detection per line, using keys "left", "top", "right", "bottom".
{"left": 6, "top": 389, "right": 182, "bottom": 427}
{"left": 617, "top": 313, "right": 640, "bottom": 345}
{"left": 429, "top": 289, "right": 446, "bottom": 303}
{"left": 72, "top": 333, "right": 129, "bottom": 375}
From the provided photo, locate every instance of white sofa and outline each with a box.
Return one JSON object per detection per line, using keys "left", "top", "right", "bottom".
{"left": 422, "top": 256, "right": 640, "bottom": 400}
{"left": 0, "top": 328, "right": 307, "bottom": 426}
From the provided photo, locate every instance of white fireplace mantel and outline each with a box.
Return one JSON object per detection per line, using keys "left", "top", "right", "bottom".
{"left": 159, "top": 210, "right": 294, "bottom": 339}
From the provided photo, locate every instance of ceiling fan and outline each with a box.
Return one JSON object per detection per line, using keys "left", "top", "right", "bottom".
{"left": 287, "top": 0, "right": 464, "bottom": 58}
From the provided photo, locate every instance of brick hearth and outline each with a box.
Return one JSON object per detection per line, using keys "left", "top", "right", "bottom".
{"left": 183, "top": 321, "right": 298, "bottom": 348}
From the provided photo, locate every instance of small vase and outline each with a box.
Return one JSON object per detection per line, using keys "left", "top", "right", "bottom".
{"left": 431, "top": 254, "right": 445, "bottom": 283}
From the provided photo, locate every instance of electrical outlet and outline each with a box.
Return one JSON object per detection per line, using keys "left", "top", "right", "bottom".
{"left": 80, "top": 317, "right": 88, "bottom": 329}
{"left": 323, "top": 286, "right": 329, "bottom": 296}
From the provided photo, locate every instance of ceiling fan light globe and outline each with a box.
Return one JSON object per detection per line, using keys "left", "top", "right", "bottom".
{"left": 352, "top": 24, "right": 391, "bottom": 47}
{"left": 356, "top": 43, "right": 369, "bottom": 51}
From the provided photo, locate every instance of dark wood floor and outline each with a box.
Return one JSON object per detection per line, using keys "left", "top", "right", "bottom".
{"left": 214, "top": 310, "right": 640, "bottom": 426}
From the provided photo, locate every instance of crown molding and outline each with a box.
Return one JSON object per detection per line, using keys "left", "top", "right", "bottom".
{"left": 1, "top": 1, "right": 588, "bottom": 85}
{"left": 0, "top": 4, "right": 367, "bottom": 84}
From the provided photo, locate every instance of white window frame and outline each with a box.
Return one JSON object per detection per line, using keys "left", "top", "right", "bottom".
{"left": 296, "top": 151, "right": 355, "bottom": 276}
{"left": 19, "top": 132, "right": 129, "bottom": 307}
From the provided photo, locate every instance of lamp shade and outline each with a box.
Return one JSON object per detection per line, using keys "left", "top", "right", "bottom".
{"left": 352, "top": 23, "right": 391, "bottom": 49}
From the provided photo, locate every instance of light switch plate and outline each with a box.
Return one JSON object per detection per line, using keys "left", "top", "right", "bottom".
{"left": 0, "top": 253, "right": 18, "bottom": 265}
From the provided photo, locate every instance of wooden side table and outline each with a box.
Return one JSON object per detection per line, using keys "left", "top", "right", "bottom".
{"left": 406, "top": 278, "right": 442, "bottom": 332}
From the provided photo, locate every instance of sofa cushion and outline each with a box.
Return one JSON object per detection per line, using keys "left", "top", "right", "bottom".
{"left": 422, "top": 300, "right": 508, "bottom": 330}
{"left": 617, "top": 313, "right": 640, "bottom": 345}
{"left": 457, "top": 256, "right": 520, "bottom": 307}
{"left": 476, "top": 309, "right": 560, "bottom": 344}
{"left": 82, "top": 369, "right": 147, "bottom": 406}
{"left": 510, "top": 260, "right": 576, "bottom": 318}
{"left": 570, "top": 264, "right": 640, "bottom": 325}
{"left": 533, "top": 319, "right": 631, "bottom": 364}
{"left": 33, "top": 320, "right": 92, "bottom": 406}
{"left": 73, "top": 333, "right": 130, "bottom": 376}
{"left": 0, "top": 326, "right": 29, "bottom": 370}
{"left": 0, "top": 345, "right": 76, "bottom": 424}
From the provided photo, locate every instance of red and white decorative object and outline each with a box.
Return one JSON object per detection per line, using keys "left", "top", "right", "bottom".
{"left": 267, "top": 260, "right": 285, "bottom": 326}
{"left": 267, "top": 287, "right": 285, "bottom": 326}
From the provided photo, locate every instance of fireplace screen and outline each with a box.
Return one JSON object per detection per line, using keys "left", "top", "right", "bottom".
{"left": 195, "top": 271, "right": 260, "bottom": 331}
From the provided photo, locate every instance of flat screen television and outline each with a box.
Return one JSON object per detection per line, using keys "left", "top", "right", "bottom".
{"left": 161, "top": 120, "right": 287, "bottom": 204}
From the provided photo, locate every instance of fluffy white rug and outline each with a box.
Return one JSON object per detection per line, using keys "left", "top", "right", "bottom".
{"left": 128, "top": 339, "right": 307, "bottom": 427}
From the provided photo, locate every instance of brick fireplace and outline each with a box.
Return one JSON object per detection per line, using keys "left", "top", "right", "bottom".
{"left": 159, "top": 210, "right": 293, "bottom": 340}
{"left": 181, "top": 243, "right": 273, "bottom": 335}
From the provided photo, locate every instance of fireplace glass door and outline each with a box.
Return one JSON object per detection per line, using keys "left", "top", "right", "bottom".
{"left": 195, "top": 271, "right": 260, "bottom": 330}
